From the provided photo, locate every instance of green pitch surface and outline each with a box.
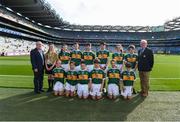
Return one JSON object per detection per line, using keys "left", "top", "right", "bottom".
{"left": 0, "top": 88, "right": 180, "bottom": 121}
{"left": 0, "top": 55, "right": 180, "bottom": 121}
{"left": 0, "top": 55, "right": 180, "bottom": 90}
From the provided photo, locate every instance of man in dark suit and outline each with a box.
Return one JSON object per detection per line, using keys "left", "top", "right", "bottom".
{"left": 30, "top": 41, "right": 45, "bottom": 94}
{"left": 138, "top": 39, "right": 154, "bottom": 97}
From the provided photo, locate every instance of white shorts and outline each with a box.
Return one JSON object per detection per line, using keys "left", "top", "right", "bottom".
{"left": 100, "top": 64, "right": 108, "bottom": 72}
{"left": 77, "top": 84, "right": 89, "bottom": 97}
{"left": 75, "top": 65, "right": 81, "bottom": 71}
{"left": 121, "top": 86, "right": 132, "bottom": 97}
{"left": 107, "top": 84, "right": 119, "bottom": 96}
{"left": 116, "top": 64, "right": 123, "bottom": 72}
{"left": 61, "top": 64, "right": 69, "bottom": 71}
{"left": 87, "top": 65, "right": 94, "bottom": 72}
{"left": 65, "top": 82, "right": 76, "bottom": 92}
{"left": 90, "top": 84, "right": 102, "bottom": 97}
{"left": 53, "top": 81, "right": 64, "bottom": 92}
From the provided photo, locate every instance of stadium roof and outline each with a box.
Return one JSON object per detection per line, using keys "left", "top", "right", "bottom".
{"left": 0, "top": 0, "right": 69, "bottom": 27}
{"left": 1, "top": 0, "right": 180, "bottom": 32}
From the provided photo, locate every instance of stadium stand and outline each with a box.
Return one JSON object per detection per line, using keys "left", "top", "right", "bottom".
{"left": 0, "top": 36, "right": 48, "bottom": 56}
{"left": 0, "top": 0, "right": 180, "bottom": 55}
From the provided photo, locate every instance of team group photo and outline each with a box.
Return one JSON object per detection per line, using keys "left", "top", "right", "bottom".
{"left": 31, "top": 40, "right": 153, "bottom": 101}
{"left": 0, "top": 0, "right": 180, "bottom": 121}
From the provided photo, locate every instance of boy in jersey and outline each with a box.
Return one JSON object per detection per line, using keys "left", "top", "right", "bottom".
{"left": 70, "top": 43, "right": 82, "bottom": 71}
{"left": 124, "top": 45, "right": 138, "bottom": 72}
{"left": 58, "top": 43, "right": 70, "bottom": 71}
{"left": 112, "top": 44, "right": 124, "bottom": 72}
{"left": 77, "top": 60, "right": 90, "bottom": 99}
{"left": 96, "top": 42, "right": 109, "bottom": 72}
{"left": 53, "top": 60, "right": 66, "bottom": 96}
{"left": 124, "top": 45, "right": 138, "bottom": 94}
{"left": 65, "top": 61, "right": 78, "bottom": 97}
{"left": 121, "top": 62, "right": 136, "bottom": 100}
{"left": 82, "top": 43, "right": 95, "bottom": 72}
{"left": 107, "top": 59, "right": 121, "bottom": 99}
{"left": 90, "top": 58, "right": 106, "bottom": 100}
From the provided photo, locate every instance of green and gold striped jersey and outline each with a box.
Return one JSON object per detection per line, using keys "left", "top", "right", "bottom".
{"left": 82, "top": 51, "right": 95, "bottom": 65}
{"left": 58, "top": 51, "right": 70, "bottom": 64}
{"left": 96, "top": 50, "right": 109, "bottom": 64}
{"left": 121, "top": 70, "right": 136, "bottom": 86}
{"left": 70, "top": 50, "right": 82, "bottom": 66}
{"left": 66, "top": 70, "right": 78, "bottom": 86}
{"left": 112, "top": 52, "right": 124, "bottom": 64}
{"left": 53, "top": 67, "right": 65, "bottom": 83}
{"left": 77, "top": 70, "right": 90, "bottom": 84}
{"left": 107, "top": 68, "right": 121, "bottom": 85}
{"left": 124, "top": 53, "right": 138, "bottom": 69}
{"left": 90, "top": 68, "right": 106, "bottom": 84}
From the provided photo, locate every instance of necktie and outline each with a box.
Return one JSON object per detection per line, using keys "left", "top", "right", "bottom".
{"left": 140, "top": 48, "right": 144, "bottom": 55}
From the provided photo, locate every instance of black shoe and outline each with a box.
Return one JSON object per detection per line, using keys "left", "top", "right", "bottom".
{"left": 46, "top": 88, "right": 53, "bottom": 92}
{"left": 39, "top": 89, "right": 45, "bottom": 92}
{"left": 34, "top": 91, "right": 41, "bottom": 94}
{"left": 132, "top": 88, "right": 137, "bottom": 94}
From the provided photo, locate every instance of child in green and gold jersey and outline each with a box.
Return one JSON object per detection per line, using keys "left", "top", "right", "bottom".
{"left": 77, "top": 60, "right": 90, "bottom": 99}
{"left": 58, "top": 43, "right": 70, "bottom": 71}
{"left": 96, "top": 42, "right": 109, "bottom": 72}
{"left": 112, "top": 44, "right": 124, "bottom": 72}
{"left": 65, "top": 61, "right": 78, "bottom": 97}
{"left": 70, "top": 42, "right": 82, "bottom": 71}
{"left": 53, "top": 60, "right": 65, "bottom": 96}
{"left": 82, "top": 43, "right": 95, "bottom": 72}
{"left": 121, "top": 62, "right": 136, "bottom": 100}
{"left": 90, "top": 58, "right": 106, "bottom": 100}
{"left": 107, "top": 59, "right": 121, "bottom": 99}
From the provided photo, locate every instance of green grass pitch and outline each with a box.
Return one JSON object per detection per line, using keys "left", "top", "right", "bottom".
{"left": 0, "top": 54, "right": 180, "bottom": 121}
{"left": 0, "top": 54, "right": 180, "bottom": 90}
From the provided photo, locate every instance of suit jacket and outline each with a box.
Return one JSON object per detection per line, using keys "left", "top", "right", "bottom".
{"left": 138, "top": 47, "right": 154, "bottom": 71}
{"left": 30, "top": 48, "right": 45, "bottom": 71}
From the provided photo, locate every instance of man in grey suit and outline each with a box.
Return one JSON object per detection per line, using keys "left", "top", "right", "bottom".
{"left": 138, "top": 39, "right": 154, "bottom": 97}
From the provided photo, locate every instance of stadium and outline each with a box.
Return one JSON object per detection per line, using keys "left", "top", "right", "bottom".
{"left": 0, "top": 0, "right": 180, "bottom": 121}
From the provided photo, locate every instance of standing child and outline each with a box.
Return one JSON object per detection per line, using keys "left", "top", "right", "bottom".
{"left": 124, "top": 45, "right": 138, "bottom": 71}
{"left": 90, "top": 58, "right": 106, "bottom": 100}
{"left": 112, "top": 44, "right": 124, "bottom": 72}
{"left": 82, "top": 43, "right": 95, "bottom": 72}
{"left": 53, "top": 60, "right": 66, "bottom": 96}
{"left": 77, "top": 60, "right": 90, "bottom": 99}
{"left": 58, "top": 43, "right": 70, "bottom": 71}
{"left": 107, "top": 59, "right": 121, "bottom": 99}
{"left": 70, "top": 42, "right": 82, "bottom": 71}
{"left": 65, "top": 61, "right": 78, "bottom": 97}
{"left": 96, "top": 42, "right": 109, "bottom": 72}
{"left": 121, "top": 62, "right": 136, "bottom": 100}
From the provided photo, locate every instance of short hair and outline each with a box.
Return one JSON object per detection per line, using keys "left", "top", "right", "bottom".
{"left": 85, "top": 43, "right": 91, "bottom": 46}
{"left": 36, "top": 41, "right": 42, "bottom": 45}
{"left": 70, "top": 61, "right": 75, "bottom": 65}
{"left": 94, "top": 58, "right": 100, "bottom": 64}
{"left": 141, "top": 39, "right": 148, "bottom": 44}
{"left": 116, "top": 44, "right": 122, "bottom": 48}
{"left": 128, "top": 44, "right": 135, "bottom": 50}
{"left": 74, "top": 42, "right": 79, "bottom": 45}
{"left": 100, "top": 42, "right": 106, "bottom": 46}
{"left": 48, "top": 43, "right": 54, "bottom": 45}
{"left": 81, "top": 59, "right": 86, "bottom": 64}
